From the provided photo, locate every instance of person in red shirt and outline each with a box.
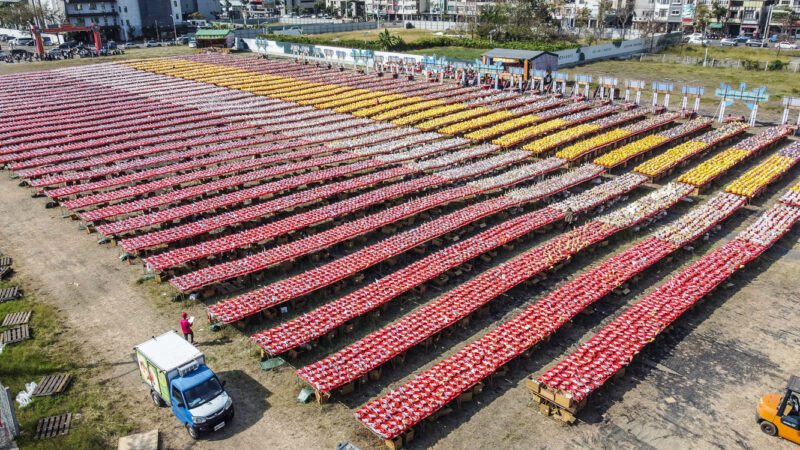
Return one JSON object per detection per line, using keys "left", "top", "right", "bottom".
{"left": 180, "top": 313, "right": 194, "bottom": 343}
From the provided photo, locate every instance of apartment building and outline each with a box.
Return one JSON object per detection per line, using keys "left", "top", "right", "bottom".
{"left": 553, "top": 0, "right": 599, "bottom": 27}
{"left": 767, "top": 0, "right": 799, "bottom": 36}
{"left": 64, "top": 0, "right": 186, "bottom": 40}
{"left": 629, "top": 0, "right": 688, "bottom": 32}
{"left": 363, "top": 0, "right": 428, "bottom": 17}
{"left": 705, "top": 0, "right": 776, "bottom": 37}
{"left": 325, "top": 0, "right": 365, "bottom": 16}
{"left": 445, "top": 0, "right": 496, "bottom": 18}
{"left": 361, "top": 0, "right": 498, "bottom": 19}
{"left": 180, "top": 0, "right": 220, "bottom": 19}
{"left": 64, "top": 0, "right": 120, "bottom": 30}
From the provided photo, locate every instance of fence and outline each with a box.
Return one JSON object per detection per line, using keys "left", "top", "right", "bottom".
{"left": 554, "top": 32, "right": 681, "bottom": 67}
{"left": 557, "top": 27, "right": 646, "bottom": 40}
{"left": 247, "top": 32, "right": 682, "bottom": 69}
{"left": 245, "top": 38, "right": 430, "bottom": 66}
{"left": 637, "top": 53, "right": 800, "bottom": 72}
{"left": 0, "top": 383, "right": 19, "bottom": 448}
{"left": 400, "top": 20, "right": 468, "bottom": 32}
{"left": 248, "top": 32, "right": 682, "bottom": 69}
{"left": 235, "top": 22, "right": 377, "bottom": 39}
{"left": 277, "top": 17, "right": 348, "bottom": 25}
{"left": 275, "top": 18, "right": 467, "bottom": 31}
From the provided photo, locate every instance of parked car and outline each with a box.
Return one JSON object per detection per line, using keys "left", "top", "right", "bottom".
{"left": 776, "top": 41, "right": 799, "bottom": 49}
{"left": 746, "top": 38, "right": 766, "bottom": 47}
{"left": 768, "top": 34, "right": 779, "bottom": 42}
{"left": 120, "top": 42, "right": 141, "bottom": 49}
{"left": 688, "top": 36, "right": 710, "bottom": 45}
{"left": 145, "top": 40, "right": 161, "bottom": 47}
{"left": 0, "top": 34, "right": 11, "bottom": 42}
{"left": 736, "top": 35, "right": 752, "bottom": 43}
{"left": 10, "top": 49, "right": 33, "bottom": 58}
{"left": 188, "top": 39, "right": 196, "bottom": 48}
{"left": 11, "top": 38, "right": 35, "bottom": 46}
{"left": 57, "top": 41, "right": 79, "bottom": 50}
{"left": 720, "top": 37, "right": 738, "bottom": 47}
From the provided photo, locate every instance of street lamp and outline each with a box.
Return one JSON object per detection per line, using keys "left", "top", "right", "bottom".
{"left": 363, "top": 30, "right": 368, "bottom": 44}
{"left": 489, "top": 29, "right": 496, "bottom": 43}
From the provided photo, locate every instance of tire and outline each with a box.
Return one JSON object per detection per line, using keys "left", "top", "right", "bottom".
{"left": 151, "top": 390, "right": 165, "bottom": 407}
{"left": 760, "top": 420, "right": 778, "bottom": 436}
{"left": 186, "top": 424, "right": 200, "bottom": 440}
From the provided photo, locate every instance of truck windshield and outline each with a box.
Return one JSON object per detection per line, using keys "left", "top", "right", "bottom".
{"left": 183, "top": 377, "right": 224, "bottom": 409}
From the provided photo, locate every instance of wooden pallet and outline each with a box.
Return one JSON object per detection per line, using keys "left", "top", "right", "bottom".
{"left": 0, "top": 286, "right": 21, "bottom": 303}
{"left": 35, "top": 413, "right": 72, "bottom": 440}
{"left": 0, "top": 266, "right": 10, "bottom": 280}
{"left": 33, "top": 374, "right": 72, "bottom": 397}
{"left": 0, "top": 256, "right": 11, "bottom": 267}
{"left": 2, "top": 310, "right": 31, "bottom": 326}
{"left": 1, "top": 324, "right": 30, "bottom": 344}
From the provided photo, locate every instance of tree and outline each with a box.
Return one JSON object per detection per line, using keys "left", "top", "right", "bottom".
{"left": 223, "top": 0, "right": 232, "bottom": 20}
{"left": 596, "top": 0, "right": 613, "bottom": 34}
{"left": 0, "top": 3, "right": 40, "bottom": 29}
{"left": 616, "top": 0, "right": 635, "bottom": 39}
{"left": 640, "top": 9, "right": 660, "bottom": 51}
{"left": 505, "top": 0, "right": 554, "bottom": 40}
{"left": 773, "top": 6, "right": 797, "bottom": 39}
{"left": 376, "top": 29, "right": 404, "bottom": 50}
{"left": 313, "top": 0, "right": 325, "bottom": 15}
{"left": 473, "top": 5, "right": 506, "bottom": 40}
{"left": 575, "top": 7, "right": 591, "bottom": 36}
{"left": 711, "top": 2, "right": 726, "bottom": 22}
{"left": 240, "top": 0, "right": 250, "bottom": 25}
{"left": 694, "top": 3, "right": 710, "bottom": 35}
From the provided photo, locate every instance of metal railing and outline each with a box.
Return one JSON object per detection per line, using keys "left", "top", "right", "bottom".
{"left": 638, "top": 53, "right": 800, "bottom": 72}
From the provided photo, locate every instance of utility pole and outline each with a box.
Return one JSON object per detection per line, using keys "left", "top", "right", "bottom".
{"left": 765, "top": 4, "right": 774, "bottom": 40}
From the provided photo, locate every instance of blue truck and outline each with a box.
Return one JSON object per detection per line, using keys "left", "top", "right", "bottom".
{"left": 135, "top": 331, "right": 234, "bottom": 439}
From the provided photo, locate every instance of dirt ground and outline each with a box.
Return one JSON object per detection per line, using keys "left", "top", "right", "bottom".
{"left": 1, "top": 141, "right": 799, "bottom": 449}
{"left": 1, "top": 53, "right": 800, "bottom": 448}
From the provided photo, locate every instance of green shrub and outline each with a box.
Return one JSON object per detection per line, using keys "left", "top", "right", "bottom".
{"left": 767, "top": 59, "right": 785, "bottom": 71}
{"left": 741, "top": 59, "right": 761, "bottom": 70}
{"left": 256, "top": 34, "right": 579, "bottom": 54}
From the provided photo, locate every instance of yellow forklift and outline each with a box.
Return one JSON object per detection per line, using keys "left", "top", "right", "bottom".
{"left": 756, "top": 375, "right": 800, "bottom": 444}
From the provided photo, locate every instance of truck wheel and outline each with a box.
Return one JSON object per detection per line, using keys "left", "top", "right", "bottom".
{"left": 151, "top": 390, "right": 165, "bottom": 407}
{"left": 760, "top": 420, "right": 778, "bottom": 436}
{"left": 186, "top": 424, "right": 200, "bottom": 440}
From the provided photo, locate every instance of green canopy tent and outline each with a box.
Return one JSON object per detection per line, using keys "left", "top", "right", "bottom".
{"left": 195, "top": 29, "right": 234, "bottom": 51}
